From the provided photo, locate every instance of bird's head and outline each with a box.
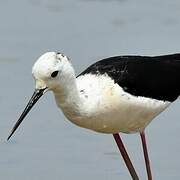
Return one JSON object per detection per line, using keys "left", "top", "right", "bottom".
{"left": 32, "top": 52, "right": 74, "bottom": 91}
{"left": 7, "top": 51, "right": 74, "bottom": 140}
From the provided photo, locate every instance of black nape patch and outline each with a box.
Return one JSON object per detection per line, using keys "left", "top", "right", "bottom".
{"left": 56, "top": 52, "right": 65, "bottom": 60}
{"left": 57, "top": 52, "right": 63, "bottom": 56}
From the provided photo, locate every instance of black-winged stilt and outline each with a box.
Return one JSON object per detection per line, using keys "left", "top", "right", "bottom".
{"left": 7, "top": 52, "right": 180, "bottom": 180}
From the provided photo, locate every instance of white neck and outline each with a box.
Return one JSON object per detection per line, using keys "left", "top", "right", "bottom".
{"left": 52, "top": 72, "right": 83, "bottom": 120}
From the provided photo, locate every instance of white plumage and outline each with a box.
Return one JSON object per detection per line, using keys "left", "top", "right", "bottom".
{"left": 55, "top": 73, "right": 170, "bottom": 134}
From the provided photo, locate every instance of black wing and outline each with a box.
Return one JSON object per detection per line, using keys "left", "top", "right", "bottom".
{"left": 78, "top": 54, "right": 180, "bottom": 102}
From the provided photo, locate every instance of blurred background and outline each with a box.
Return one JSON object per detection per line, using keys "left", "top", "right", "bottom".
{"left": 0, "top": 0, "right": 180, "bottom": 179}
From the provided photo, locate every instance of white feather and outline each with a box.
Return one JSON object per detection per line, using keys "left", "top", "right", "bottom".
{"left": 55, "top": 73, "right": 170, "bottom": 134}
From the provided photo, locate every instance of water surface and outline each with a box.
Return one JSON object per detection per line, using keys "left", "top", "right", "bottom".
{"left": 0, "top": 0, "right": 180, "bottom": 179}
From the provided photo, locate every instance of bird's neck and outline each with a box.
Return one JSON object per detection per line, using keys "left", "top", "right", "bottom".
{"left": 52, "top": 74, "right": 83, "bottom": 119}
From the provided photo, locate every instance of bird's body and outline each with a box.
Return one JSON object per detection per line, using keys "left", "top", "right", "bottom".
{"left": 8, "top": 52, "right": 180, "bottom": 180}
{"left": 53, "top": 54, "right": 180, "bottom": 134}
{"left": 55, "top": 73, "right": 170, "bottom": 134}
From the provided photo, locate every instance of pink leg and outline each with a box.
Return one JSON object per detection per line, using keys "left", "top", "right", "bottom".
{"left": 113, "top": 133, "right": 139, "bottom": 180}
{"left": 140, "top": 131, "right": 152, "bottom": 180}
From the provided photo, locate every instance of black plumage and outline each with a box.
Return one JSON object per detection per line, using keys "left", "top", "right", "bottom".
{"left": 78, "top": 54, "right": 180, "bottom": 102}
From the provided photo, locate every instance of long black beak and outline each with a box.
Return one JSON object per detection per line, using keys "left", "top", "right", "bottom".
{"left": 7, "top": 88, "right": 47, "bottom": 141}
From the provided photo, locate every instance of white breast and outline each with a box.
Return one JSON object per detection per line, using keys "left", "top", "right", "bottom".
{"left": 74, "top": 74, "right": 170, "bottom": 134}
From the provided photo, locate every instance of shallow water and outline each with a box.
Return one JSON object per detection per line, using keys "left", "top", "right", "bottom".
{"left": 0, "top": 0, "right": 180, "bottom": 179}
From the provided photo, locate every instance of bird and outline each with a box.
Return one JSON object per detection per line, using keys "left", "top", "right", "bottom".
{"left": 7, "top": 52, "right": 180, "bottom": 180}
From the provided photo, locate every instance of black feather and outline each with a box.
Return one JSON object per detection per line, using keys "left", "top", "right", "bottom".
{"left": 77, "top": 54, "right": 180, "bottom": 102}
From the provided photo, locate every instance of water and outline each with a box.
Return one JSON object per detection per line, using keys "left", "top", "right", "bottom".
{"left": 0, "top": 0, "right": 180, "bottom": 179}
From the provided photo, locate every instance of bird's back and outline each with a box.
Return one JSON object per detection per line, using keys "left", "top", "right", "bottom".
{"left": 78, "top": 53, "right": 180, "bottom": 102}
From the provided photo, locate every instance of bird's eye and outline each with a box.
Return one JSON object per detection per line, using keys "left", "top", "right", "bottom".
{"left": 51, "top": 71, "right": 59, "bottom": 78}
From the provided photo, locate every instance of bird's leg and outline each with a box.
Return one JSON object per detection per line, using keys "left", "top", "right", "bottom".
{"left": 140, "top": 131, "right": 152, "bottom": 180}
{"left": 113, "top": 133, "right": 139, "bottom": 180}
